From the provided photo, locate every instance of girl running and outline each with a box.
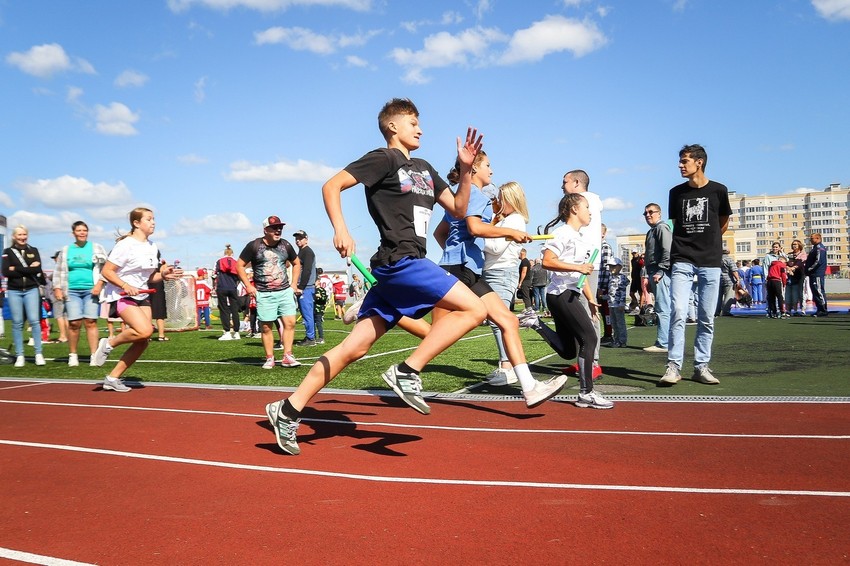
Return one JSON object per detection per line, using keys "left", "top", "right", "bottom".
{"left": 92, "top": 208, "right": 183, "bottom": 392}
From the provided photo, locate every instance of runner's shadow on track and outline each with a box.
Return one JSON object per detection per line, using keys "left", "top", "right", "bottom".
{"left": 257, "top": 408, "right": 422, "bottom": 457}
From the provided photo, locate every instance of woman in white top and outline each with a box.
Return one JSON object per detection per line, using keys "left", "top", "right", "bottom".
{"left": 91, "top": 208, "right": 183, "bottom": 392}
{"left": 528, "top": 194, "right": 613, "bottom": 409}
{"left": 481, "top": 181, "right": 530, "bottom": 385}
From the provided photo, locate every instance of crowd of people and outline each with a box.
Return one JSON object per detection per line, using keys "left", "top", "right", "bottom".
{"left": 1, "top": 97, "right": 836, "bottom": 457}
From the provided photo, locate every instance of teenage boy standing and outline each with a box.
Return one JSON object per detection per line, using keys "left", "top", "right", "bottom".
{"left": 659, "top": 144, "right": 732, "bottom": 386}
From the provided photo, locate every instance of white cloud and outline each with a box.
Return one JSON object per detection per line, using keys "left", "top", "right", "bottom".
{"left": 178, "top": 153, "right": 210, "bottom": 164}
{"left": 167, "top": 0, "right": 371, "bottom": 13}
{"left": 226, "top": 158, "right": 338, "bottom": 182}
{"left": 115, "top": 69, "right": 149, "bottom": 88}
{"left": 793, "top": 187, "right": 819, "bottom": 194}
{"left": 20, "top": 175, "right": 133, "bottom": 208}
{"left": 500, "top": 15, "right": 607, "bottom": 64}
{"left": 5, "top": 43, "right": 96, "bottom": 78}
{"left": 391, "top": 27, "right": 507, "bottom": 83}
{"left": 172, "top": 212, "right": 255, "bottom": 235}
{"left": 254, "top": 26, "right": 379, "bottom": 54}
{"left": 812, "top": 0, "right": 850, "bottom": 20}
{"left": 6, "top": 210, "right": 88, "bottom": 234}
{"left": 87, "top": 205, "right": 147, "bottom": 222}
{"left": 0, "top": 191, "right": 13, "bottom": 208}
{"left": 391, "top": 17, "right": 606, "bottom": 83}
{"left": 194, "top": 76, "right": 208, "bottom": 102}
{"left": 672, "top": 0, "right": 688, "bottom": 13}
{"left": 601, "top": 197, "right": 632, "bottom": 210}
{"left": 94, "top": 102, "right": 140, "bottom": 136}
{"left": 345, "top": 55, "right": 369, "bottom": 67}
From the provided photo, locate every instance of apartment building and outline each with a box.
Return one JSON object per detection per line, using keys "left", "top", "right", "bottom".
{"left": 614, "top": 183, "right": 849, "bottom": 273}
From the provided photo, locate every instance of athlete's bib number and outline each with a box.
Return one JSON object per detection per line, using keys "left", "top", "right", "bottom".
{"left": 413, "top": 205, "right": 432, "bottom": 238}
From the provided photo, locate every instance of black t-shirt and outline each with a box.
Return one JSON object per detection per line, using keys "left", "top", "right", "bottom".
{"left": 239, "top": 237, "right": 298, "bottom": 292}
{"left": 518, "top": 258, "right": 532, "bottom": 287}
{"left": 668, "top": 180, "right": 732, "bottom": 268}
{"left": 345, "top": 148, "right": 449, "bottom": 268}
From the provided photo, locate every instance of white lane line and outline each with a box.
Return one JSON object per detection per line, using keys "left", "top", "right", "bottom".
{"left": 0, "top": 547, "right": 94, "bottom": 565}
{"left": 1, "top": 399, "right": 848, "bottom": 440}
{"left": 0, "top": 381, "right": 54, "bottom": 391}
{"left": 2, "top": 439, "right": 848, "bottom": 498}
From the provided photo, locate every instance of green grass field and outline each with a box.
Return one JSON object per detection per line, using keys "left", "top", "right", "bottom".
{"left": 3, "top": 312, "right": 849, "bottom": 397}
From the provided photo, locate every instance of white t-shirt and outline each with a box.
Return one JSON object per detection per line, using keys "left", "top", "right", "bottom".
{"left": 482, "top": 212, "right": 526, "bottom": 272}
{"left": 544, "top": 224, "right": 594, "bottom": 296}
{"left": 579, "top": 191, "right": 603, "bottom": 268}
{"left": 103, "top": 237, "right": 160, "bottom": 302}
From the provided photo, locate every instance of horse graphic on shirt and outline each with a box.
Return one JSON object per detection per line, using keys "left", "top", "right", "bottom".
{"left": 683, "top": 197, "right": 708, "bottom": 223}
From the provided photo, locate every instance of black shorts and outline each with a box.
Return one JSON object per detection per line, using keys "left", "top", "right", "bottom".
{"left": 441, "top": 264, "right": 493, "bottom": 298}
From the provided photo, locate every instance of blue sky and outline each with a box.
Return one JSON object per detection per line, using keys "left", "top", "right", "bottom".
{"left": 2, "top": 0, "right": 849, "bottom": 271}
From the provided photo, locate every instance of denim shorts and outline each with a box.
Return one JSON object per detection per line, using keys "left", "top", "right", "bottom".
{"left": 65, "top": 288, "right": 101, "bottom": 321}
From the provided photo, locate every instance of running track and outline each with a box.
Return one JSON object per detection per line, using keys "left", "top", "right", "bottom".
{"left": 1, "top": 378, "right": 849, "bottom": 565}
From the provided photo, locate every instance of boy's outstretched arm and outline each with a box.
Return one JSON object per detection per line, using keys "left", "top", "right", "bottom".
{"left": 439, "top": 127, "right": 483, "bottom": 218}
{"left": 322, "top": 170, "right": 360, "bottom": 258}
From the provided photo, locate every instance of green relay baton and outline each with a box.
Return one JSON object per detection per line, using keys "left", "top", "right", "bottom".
{"left": 350, "top": 254, "right": 378, "bottom": 288}
{"left": 577, "top": 248, "right": 599, "bottom": 289}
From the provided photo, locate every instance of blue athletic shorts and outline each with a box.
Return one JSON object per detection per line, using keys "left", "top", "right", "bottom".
{"left": 359, "top": 256, "right": 458, "bottom": 329}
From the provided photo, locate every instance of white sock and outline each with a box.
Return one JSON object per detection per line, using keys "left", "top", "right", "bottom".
{"left": 513, "top": 363, "right": 536, "bottom": 392}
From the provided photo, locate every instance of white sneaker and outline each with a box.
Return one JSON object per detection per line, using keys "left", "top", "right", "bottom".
{"left": 218, "top": 331, "right": 233, "bottom": 341}
{"left": 693, "top": 366, "right": 719, "bottom": 385}
{"left": 27, "top": 337, "right": 34, "bottom": 346}
{"left": 92, "top": 338, "right": 113, "bottom": 367}
{"left": 102, "top": 376, "right": 131, "bottom": 392}
{"left": 517, "top": 310, "right": 540, "bottom": 329}
{"left": 658, "top": 363, "right": 681, "bottom": 386}
{"left": 280, "top": 353, "right": 301, "bottom": 368}
{"left": 261, "top": 357, "right": 276, "bottom": 370}
{"left": 34, "top": 353, "right": 46, "bottom": 366}
{"left": 643, "top": 345, "right": 668, "bottom": 353}
{"left": 231, "top": 331, "right": 241, "bottom": 340}
{"left": 575, "top": 390, "right": 614, "bottom": 409}
{"left": 14, "top": 355, "right": 25, "bottom": 368}
{"left": 68, "top": 353, "right": 79, "bottom": 367}
{"left": 486, "top": 368, "right": 518, "bottom": 386}
{"left": 343, "top": 297, "right": 364, "bottom": 324}
{"left": 523, "top": 374, "right": 568, "bottom": 408}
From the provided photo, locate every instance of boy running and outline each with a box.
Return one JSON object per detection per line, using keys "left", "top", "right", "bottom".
{"left": 266, "top": 98, "right": 485, "bottom": 455}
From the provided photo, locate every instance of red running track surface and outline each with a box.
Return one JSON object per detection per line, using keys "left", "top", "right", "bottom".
{"left": 1, "top": 379, "right": 849, "bottom": 565}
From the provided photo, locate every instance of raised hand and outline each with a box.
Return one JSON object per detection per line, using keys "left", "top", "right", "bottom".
{"left": 456, "top": 127, "right": 483, "bottom": 169}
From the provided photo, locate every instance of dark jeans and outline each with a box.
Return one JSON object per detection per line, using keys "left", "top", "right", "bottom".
{"left": 217, "top": 289, "right": 241, "bottom": 332}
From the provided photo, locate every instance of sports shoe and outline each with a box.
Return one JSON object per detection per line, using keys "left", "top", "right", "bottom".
{"left": 575, "top": 390, "right": 614, "bottom": 409}
{"left": 218, "top": 331, "right": 233, "bottom": 341}
{"left": 524, "top": 374, "right": 568, "bottom": 408}
{"left": 780, "top": 313, "right": 790, "bottom": 319}
{"left": 280, "top": 353, "right": 301, "bottom": 368}
{"left": 517, "top": 310, "right": 540, "bottom": 329}
{"left": 381, "top": 365, "right": 430, "bottom": 415}
{"left": 316, "top": 338, "right": 325, "bottom": 344}
{"left": 563, "top": 363, "right": 579, "bottom": 376}
{"left": 231, "top": 331, "right": 241, "bottom": 340}
{"left": 685, "top": 318, "right": 698, "bottom": 325}
{"left": 643, "top": 345, "right": 668, "bottom": 353}
{"left": 486, "top": 367, "right": 518, "bottom": 386}
{"left": 266, "top": 401, "right": 301, "bottom": 455}
{"left": 27, "top": 337, "right": 34, "bottom": 346}
{"left": 261, "top": 357, "right": 276, "bottom": 370}
{"left": 34, "top": 353, "right": 46, "bottom": 366}
{"left": 693, "top": 366, "right": 719, "bottom": 385}
{"left": 102, "top": 376, "right": 131, "bottom": 392}
{"left": 14, "top": 355, "right": 25, "bottom": 368}
{"left": 658, "top": 362, "right": 681, "bottom": 386}
{"left": 343, "top": 296, "right": 364, "bottom": 324}
{"left": 295, "top": 338, "right": 317, "bottom": 347}
{"left": 273, "top": 342, "right": 284, "bottom": 351}
{"left": 68, "top": 353, "right": 79, "bottom": 367}
{"left": 92, "top": 338, "right": 113, "bottom": 367}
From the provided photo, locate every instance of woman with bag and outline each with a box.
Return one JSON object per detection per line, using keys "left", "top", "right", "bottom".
{"left": 1, "top": 225, "right": 47, "bottom": 367}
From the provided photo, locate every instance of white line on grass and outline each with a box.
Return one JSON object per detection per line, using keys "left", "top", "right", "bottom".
{"left": 1, "top": 438, "right": 848, "bottom": 498}
{"left": 2, "top": 399, "right": 848, "bottom": 440}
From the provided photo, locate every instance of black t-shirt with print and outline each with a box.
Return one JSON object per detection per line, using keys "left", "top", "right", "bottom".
{"left": 239, "top": 237, "right": 298, "bottom": 292}
{"left": 345, "top": 148, "right": 449, "bottom": 268}
{"left": 668, "top": 180, "right": 732, "bottom": 268}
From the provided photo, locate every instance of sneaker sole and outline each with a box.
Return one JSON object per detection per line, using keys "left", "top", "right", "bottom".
{"left": 381, "top": 368, "right": 430, "bottom": 415}
{"left": 574, "top": 399, "right": 613, "bottom": 409}
{"left": 102, "top": 382, "right": 130, "bottom": 392}
{"left": 281, "top": 361, "right": 302, "bottom": 368}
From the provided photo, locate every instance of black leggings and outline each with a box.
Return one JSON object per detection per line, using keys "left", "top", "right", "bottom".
{"left": 547, "top": 291, "right": 597, "bottom": 393}
{"left": 217, "top": 289, "right": 241, "bottom": 332}
{"left": 766, "top": 279, "right": 784, "bottom": 316}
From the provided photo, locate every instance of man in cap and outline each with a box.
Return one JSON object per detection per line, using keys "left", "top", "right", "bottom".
{"left": 236, "top": 216, "right": 302, "bottom": 369}
{"left": 292, "top": 230, "right": 317, "bottom": 346}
